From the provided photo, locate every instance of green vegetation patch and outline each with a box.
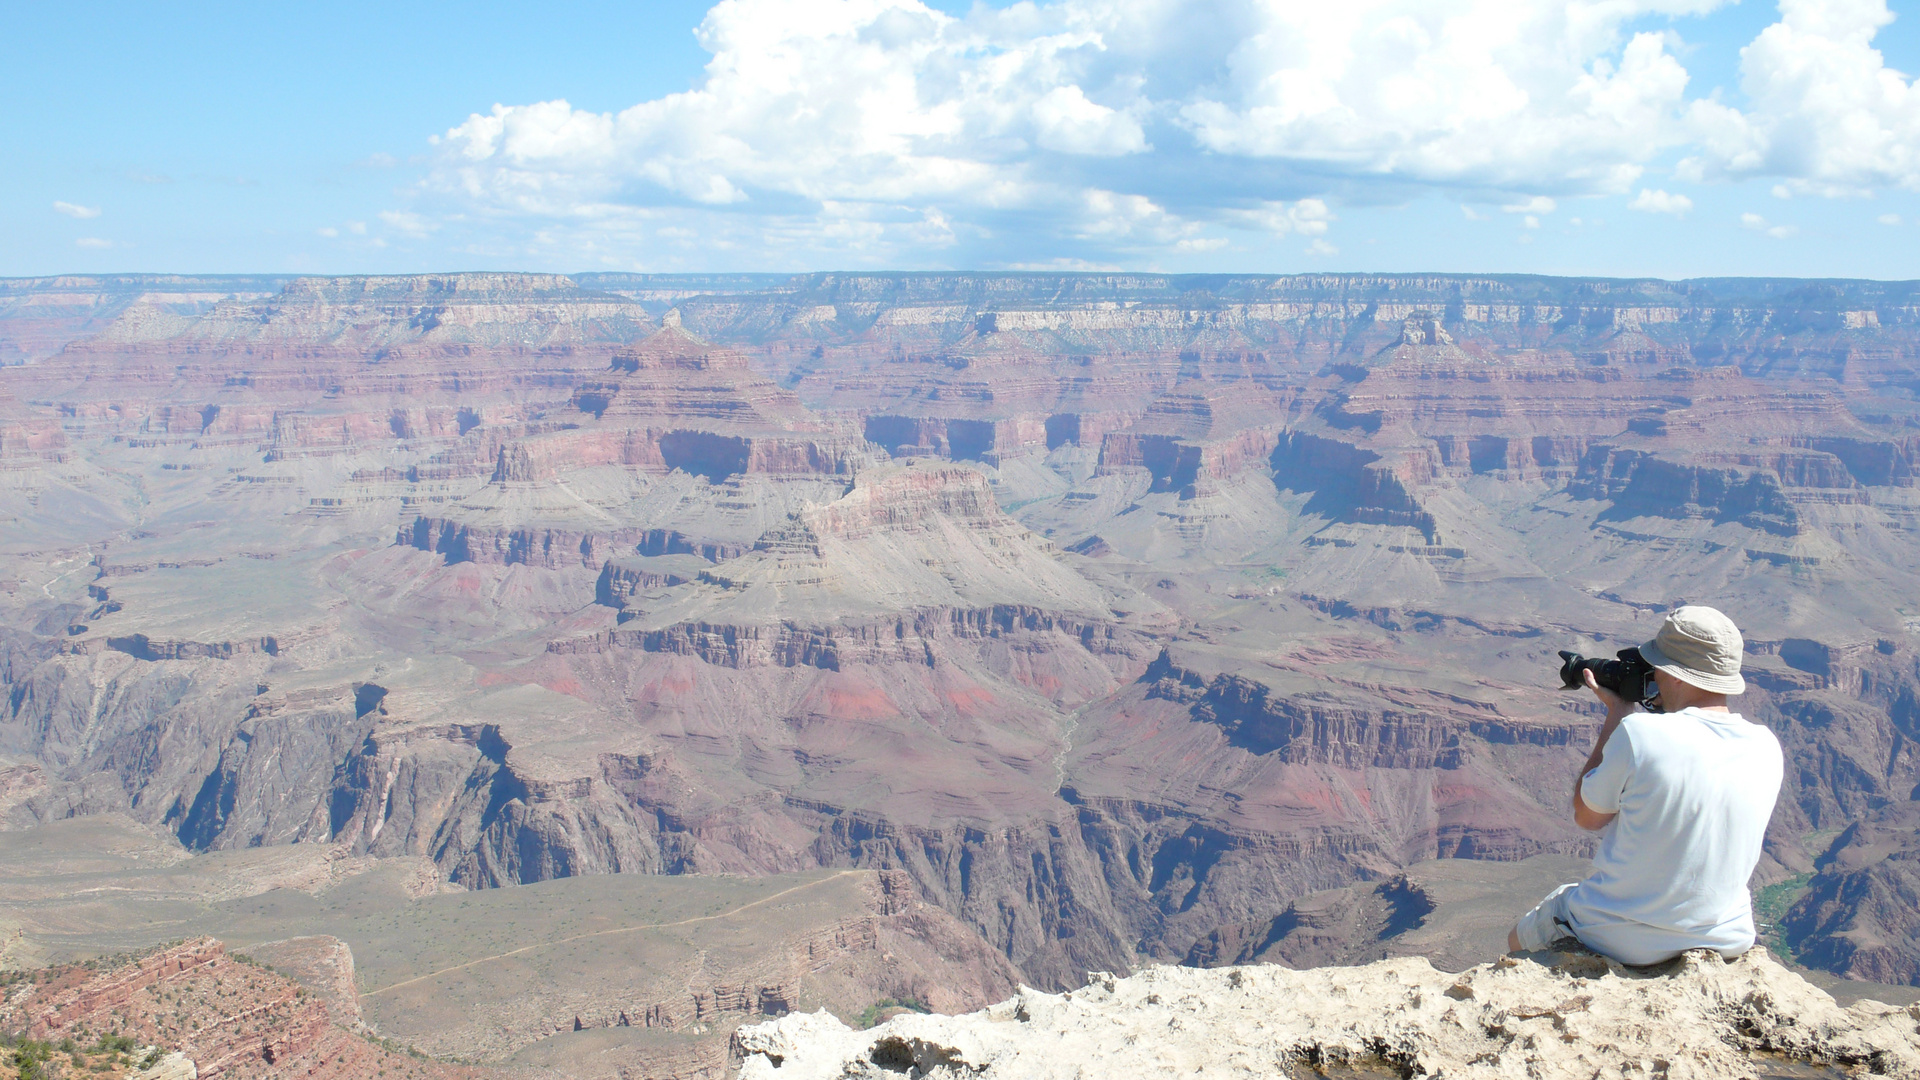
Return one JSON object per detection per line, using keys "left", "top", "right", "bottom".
{"left": 1, "top": 1033, "right": 152, "bottom": 1080}
{"left": 856, "top": 998, "right": 930, "bottom": 1029}
{"left": 1754, "top": 873, "right": 1814, "bottom": 962}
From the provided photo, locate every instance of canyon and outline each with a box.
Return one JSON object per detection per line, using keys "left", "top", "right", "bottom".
{"left": 2, "top": 270, "right": 1919, "bottom": 1075}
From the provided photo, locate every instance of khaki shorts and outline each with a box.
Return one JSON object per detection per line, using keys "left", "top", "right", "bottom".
{"left": 1514, "top": 882, "right": 1583, "bottom": 952}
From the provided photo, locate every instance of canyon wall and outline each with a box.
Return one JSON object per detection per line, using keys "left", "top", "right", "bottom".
{"left": 2, "top": 271, "right": 1919, "bottom": 1010}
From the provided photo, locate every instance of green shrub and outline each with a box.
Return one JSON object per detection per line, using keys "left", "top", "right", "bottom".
{"left": 11, "top": 1038, "right": 55, "bottom": 1080}
{"left": 91, "top": 1032, "right": 138, "bottom": 1055}
{"left": 856, "top": 998, "right": 931, "bottom": 1029}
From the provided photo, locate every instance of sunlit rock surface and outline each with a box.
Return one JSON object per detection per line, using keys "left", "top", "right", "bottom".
{"left": 736, "top": 946, "right": 1920, "bottom": 1080}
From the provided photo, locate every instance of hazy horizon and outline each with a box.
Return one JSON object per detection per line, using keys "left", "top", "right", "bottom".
{"left": 8, "top": 268, "right": 1920, "bottom": 285}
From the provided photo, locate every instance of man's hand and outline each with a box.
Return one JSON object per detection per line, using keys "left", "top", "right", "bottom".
{"left": 1583, "top": 667, "right": 1632, "bottom": 723}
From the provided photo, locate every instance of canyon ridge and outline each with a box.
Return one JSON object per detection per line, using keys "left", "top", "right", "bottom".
{"left": 3, "top": 271, "right": 1919, "bottom": 1076}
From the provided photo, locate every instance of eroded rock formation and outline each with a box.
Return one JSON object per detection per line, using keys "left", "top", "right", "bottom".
{"left": 0, "top": 938, "right": 475, "bottom": 1079}
{"left": 3, "top": 270, "right": 1920, "bottom": 1010}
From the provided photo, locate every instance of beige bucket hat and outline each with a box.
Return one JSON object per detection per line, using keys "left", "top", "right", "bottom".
{"left": 1640, "top": 605, "right": 1745, "bottom": 696}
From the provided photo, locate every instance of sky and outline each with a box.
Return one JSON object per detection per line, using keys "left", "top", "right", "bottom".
{"left": 6, "top": 0, "right": 1920, "bottom": 279}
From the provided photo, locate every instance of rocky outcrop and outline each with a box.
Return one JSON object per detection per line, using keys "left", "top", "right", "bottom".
{"left": 1096, "top": 428, "right": 1283, "bottom": 497}
{"left": 1575, "top": 448, "right": 1809, "bottom": 534}
{"left": 557, "top": 605, "right": 1146, "bottom": 672}
{"left": 597, "top": 553, "right": 709, "bottom": 604}
{"left": 242, "top": 935, "right": 363, "bottom": 1027}
{"left": 863, "top": 415, "right": 1051, "bottom": 465}
{"left": 486, "top": 425, "right": 873, "bottom": 484}
{"left": 58, "top": 631, "right": 288, "bottom": 660}
{"left": 1270, "top": 433, "right": 1442, "bottom": 541}
{"left": 0, "top": 384, "right": 67, "bottom": 467}
{"left": 1147, "top": 660, "right": 1575, "bottom": 767}
{"left": 589, "top": 327, "right": 809, "bottom": 424}
{"left": 0, "top": 938, "right": 475, "bottom": 1079}
{"left": 735, "top": 946, "right": 1920, "bottom": 1080}
{"left": 405, "top": 515, "right": 658, "bottom": 570}
{"left": 1794, "top": 433, "right": 1920, "bottom": 487}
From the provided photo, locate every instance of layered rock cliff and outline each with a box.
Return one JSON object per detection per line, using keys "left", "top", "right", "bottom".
{"left": 4, "top": 270, "right": 1920, "bottom": 1016}
{"left": 0, "top": 938, "right": 477, "bottom": 1079}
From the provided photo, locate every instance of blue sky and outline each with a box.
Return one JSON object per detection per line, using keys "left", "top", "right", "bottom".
{"left": 7, "top": 0, "right": 1920, "bottom": 279}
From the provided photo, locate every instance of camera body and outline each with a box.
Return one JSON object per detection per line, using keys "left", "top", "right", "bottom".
{"left": 1558, "top": 647, "right": 1660, "bottom": 710}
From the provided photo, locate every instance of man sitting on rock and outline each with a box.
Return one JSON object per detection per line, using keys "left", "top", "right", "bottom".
{"left": 1508, "top": 605, "right": 1784, "bottom": 966}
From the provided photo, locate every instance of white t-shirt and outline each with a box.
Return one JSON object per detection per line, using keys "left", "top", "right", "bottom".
{"left": 1563, "top": 707, "right": 1784, "bottom": 965}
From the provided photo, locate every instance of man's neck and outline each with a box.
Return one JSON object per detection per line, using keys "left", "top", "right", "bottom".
{"left": 1665, "top": 690, "right": 1730, "bottom": 713}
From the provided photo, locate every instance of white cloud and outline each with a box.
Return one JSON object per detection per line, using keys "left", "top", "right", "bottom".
{"left": 75, "top": 237, "right": 113, "bottom": 248}
{"left": 413, "top": 0, "right": 1734, "bottom": 264}
{"left": 1074, "top": 190, "right": 1180, "bottom": 241}
{"left": 1032, "top": 85, "right": 1148, "bottom": 156}
{"left": 1878, "top": 212, "right": 1902, "bottom": 224}
{"left": 431, "top": 1, "right": 1015, "bottom": 216}
{"left": 53, "top": 201, "right": 100, "bottom": 219}
{"left": 1231, "top": 198, "right": 1332, "bottom": 237}
{"left": 1502, "top": 197, "right": 1557, "bottom": 215}
{"left": 1629, "top": 188, "right": 1693, "bottom": 214}
{"left": 399, "top": 0, "right": 1920, "bottom": 264}
{"left": 1307, "top": 238, "right": 1338, "bottom": 256}
{"left": 1741, "top": 211, "right": 1797, "bottom": 237}
{"left": 1683, "top": 0, "right": 1920, "bottom": 192}
{"left": 380, "top": 210, "right": 434, "bottom": 237}
{"left": 1178, "top": 12, "right": 1699, "bottom": 194}
{"left": 317, "top": 226, "right": 340, "bottom": 238}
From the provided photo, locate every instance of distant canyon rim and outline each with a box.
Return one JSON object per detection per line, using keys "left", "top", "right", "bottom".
{"left": 2, "top": 270, "right": 1918, "bottom": 1020}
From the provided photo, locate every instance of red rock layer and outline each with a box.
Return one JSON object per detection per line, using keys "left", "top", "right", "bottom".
{"left": 0, "top": 939, "right": 481, "bottom": 1080}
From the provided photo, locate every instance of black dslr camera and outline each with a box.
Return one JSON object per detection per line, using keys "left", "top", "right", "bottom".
{"left": 1558, "top": 647, "right": 1660, "bottom": 710}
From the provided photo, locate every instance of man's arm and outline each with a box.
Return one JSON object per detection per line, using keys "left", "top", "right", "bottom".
{"left": 1571, "top": 668, "right": 1631, "bottom": 831}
